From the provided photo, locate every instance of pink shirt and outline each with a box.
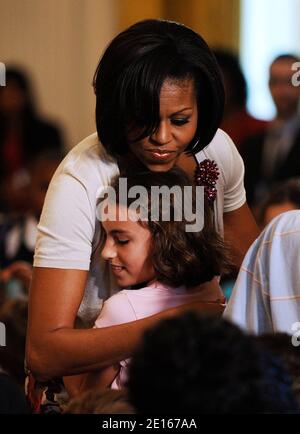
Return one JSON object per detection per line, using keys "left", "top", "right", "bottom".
{"left": 94, "top": 281, "right": 219, "bottom": 389}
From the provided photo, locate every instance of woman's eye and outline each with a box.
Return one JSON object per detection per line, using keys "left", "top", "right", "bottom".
{"left": 171, "top": 118, "right": 190, "bottom": 126}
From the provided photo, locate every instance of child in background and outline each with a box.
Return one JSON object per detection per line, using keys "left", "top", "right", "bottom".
{"left": 224, "top": 210, "right": 300, "bottom": 334}
{"left": 72, "top": 168, "right": 231, "bottom": 393}
{"left": 127, "top": 312, "right": 299, "bottom": 414}
{"left": 257, "top": 178, "right": 300, "bottom": 228}
{"left": 222, "top": 178, "right": 300, "bottom": 302}
{"left": 252, "top": 333, "right": 300, "bottom": 406}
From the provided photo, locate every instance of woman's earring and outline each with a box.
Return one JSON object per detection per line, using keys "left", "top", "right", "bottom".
{"left": 190, "top": 138, "right": 200, "bottom": 152}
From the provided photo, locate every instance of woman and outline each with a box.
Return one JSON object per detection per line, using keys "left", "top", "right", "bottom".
{"left": 26, "top": 19, "right": 258, "bottom": 383}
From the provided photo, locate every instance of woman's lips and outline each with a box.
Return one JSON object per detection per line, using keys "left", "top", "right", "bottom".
{"left": 146, "top": 150, "right": 175, "bottom": 161}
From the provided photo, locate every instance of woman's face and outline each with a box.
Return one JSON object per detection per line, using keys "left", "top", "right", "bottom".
{"left": 128, "top": 77, "right": 198, "bottom": 172}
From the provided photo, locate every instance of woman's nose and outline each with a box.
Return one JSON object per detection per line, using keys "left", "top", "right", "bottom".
{"left": 101, "top": 238, "right": 117, "bottom": 261}
{"left": 150, "top": 122, "right": 172, "bottom": 145}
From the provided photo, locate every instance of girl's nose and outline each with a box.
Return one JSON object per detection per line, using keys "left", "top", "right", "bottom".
{"left": 101, "top": 238, "right": 117, "bottom": 261}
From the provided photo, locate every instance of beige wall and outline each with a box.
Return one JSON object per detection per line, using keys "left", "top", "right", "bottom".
{"left": 116, "top": 0, "right": 163, "bottom": 33}
{"left": 115, "top": 0, "right": 240, "bottom": 50}
{"left": 0, "top": 0, "right": 118, "bottom": 149}
{"left": 164, "top": 0, "right": 240, "bottom": 52}
{"left": 0, "top": 0, "right": 240, "bottom": 149}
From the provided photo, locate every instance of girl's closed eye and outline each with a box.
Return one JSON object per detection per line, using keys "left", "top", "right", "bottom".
{"left": 115, "top": 237, "right": 129, "bottom": 245}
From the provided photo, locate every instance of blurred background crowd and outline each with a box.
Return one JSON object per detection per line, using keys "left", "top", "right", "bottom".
{"left": 0, "top": 0, "right": 300, "bottom": 414}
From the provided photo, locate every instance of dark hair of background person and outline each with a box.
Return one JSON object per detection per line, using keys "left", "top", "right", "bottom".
{"left": 213, "top": 49, "right": 247, "bottom": 109}
{"left": 93, "top": 19, "right": 225, "bottom": 157}
{"left": 270, "top": 53, "right": 300, "bottom": 66}
{"left": 128, "top": 312, "right": 299, "bottom": 414}
{"left": 0, "top": 67, "right": 64, "bottom": 186}
{"left": 0, "top": 374, "right": 29, "bottom": 414}
{"left": 252, "top": 333, "right": 300, "bottom": 405}
{"left": 0, "top": 68, "right": 36, "bottom": 116}
{"left": 102, "top": 168, "right": 232, "bottom": 287}
{"left": 257, "top": 178, "right": 300, "bottom": 226}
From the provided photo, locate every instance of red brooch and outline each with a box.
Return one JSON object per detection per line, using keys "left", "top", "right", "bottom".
{"left": 194, "top": 159, "right": 219, "bottom": 203}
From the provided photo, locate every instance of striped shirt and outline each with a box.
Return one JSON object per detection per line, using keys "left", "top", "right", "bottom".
{"left": 224, "top": 210, "right": 300, "bottom": 335}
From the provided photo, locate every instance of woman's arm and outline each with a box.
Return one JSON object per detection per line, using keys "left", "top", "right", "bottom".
{"left": 64, "top": 365, "right": 119, "bottom": 398}
{"left": 26, "top": 267, "right": 156, "bottom": 380}
{"left": 223, "top": 203, "right": 260, "bottom": 268}
{"left": 26, "top": 267, "right": 223, "bottom": 381}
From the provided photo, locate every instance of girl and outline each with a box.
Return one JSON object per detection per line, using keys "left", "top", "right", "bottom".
{"left": 75, "top": 168, "right": 230, "bottom": 392}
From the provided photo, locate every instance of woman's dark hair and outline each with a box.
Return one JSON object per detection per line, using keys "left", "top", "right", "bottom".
{"left": 93, "top": 19, "right": 224, "bottom": 157}
{"left": 100, "top": 167, "right": 231, "bottom": 287}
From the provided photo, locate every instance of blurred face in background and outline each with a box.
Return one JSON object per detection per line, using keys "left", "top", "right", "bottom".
{"left": 0, "top": 79, "right": 27, "bottom": 114}
{"left": 269, "top": 58, "right": 300, "bottom": 119}
{"left": 263, "top": 201, "right": 298, "bottom": 227}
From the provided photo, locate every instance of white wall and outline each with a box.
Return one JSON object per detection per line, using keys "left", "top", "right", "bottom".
{"left": 0, "top": 0, "right": 118, "bottom": 149}
{"left": 241, "top": 0, "right": 300, "bottom": 120}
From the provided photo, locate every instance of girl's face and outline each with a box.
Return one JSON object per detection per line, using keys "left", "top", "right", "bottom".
{"left": 128, "top": 77, "right": 198, "bottom": 172}
{"left": 101, "top": 205, "right": 155, "bottom": 288}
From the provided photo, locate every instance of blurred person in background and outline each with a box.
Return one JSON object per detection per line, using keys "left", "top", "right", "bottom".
{"left": 241, "top": 54, "right": 300, "bottom": 208}
{"left": 253, "top": 333, "right": 300, "bottom": 407}
{"left": 128, "top": 312, "right": 299, "bottom": 414}
{"left": 0, "top": 151, "right": 62, "bottom": 299}
{"left": 224, "top": 210, "right": 300, "bottom": 335}
{"left": 257, "top": 178, "right": 300, "bottom": 228}
{"left": 214, "top": 49, "right": 268, "bottom": 152}
{"left": 0, "top": 67, "right": 65, "bottom": 212}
